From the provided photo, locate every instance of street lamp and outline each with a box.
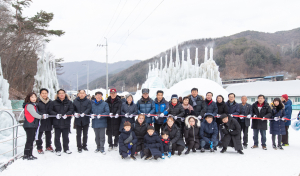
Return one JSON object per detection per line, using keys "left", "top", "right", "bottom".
{"left": 82, "top": 63, "right": 89, "bottom": 95}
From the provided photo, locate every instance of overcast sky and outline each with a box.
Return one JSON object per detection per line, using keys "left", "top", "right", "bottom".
{"left": 23, "top": 0, "right": 300, "bottom": 63}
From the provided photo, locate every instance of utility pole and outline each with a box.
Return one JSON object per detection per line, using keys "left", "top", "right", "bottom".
{"left": 97, "top": 38, "right": 108, "bottom": 99}
{"left": 73, "top": 73, "right": 78, "bottom": 91}
{"left": 82, "top": 63, "right": 89, "bottom": 94}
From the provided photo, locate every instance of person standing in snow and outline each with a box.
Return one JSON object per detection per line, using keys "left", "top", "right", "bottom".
{"left": 189, "top": 88, "right": 206, "bottom": 120}
{"left": 216, "top": 95, "right": 228, "bottom": 146}
{"left": 281, "top": 94, "right": 292, "bottom": 146}
{"left": 184, "top": 115, "right": 201, "bottom": 154}
{"left": 205, "top": 92, "right": 218, "bottom": 118}
{"left": 73, "top": 90, "right": 92, "bottom": 153}
{"left": 167, "top": 94, "right": 185, "bottom": 131}
{"left": 132, "top": 114, "right": 148, "bottom": 156}
{"left": 226, "top": 93, "right": 240, "bottom": 120}
{"left": 49, "top": 89, "right": 74, "bottom": 156}
{"left": 219, "top": 114, "right": 244, "bottom": 154}
{"left": 251, "top": 94, "right": 272, "bottom": 150}
{"left": 153, "top": 90, "right": 169, "bottom": 134}
{"left": 105, "top": 88, "right": 122, "bottom": 151}
{"left": 23, "top": 92, "right": 43, "bottom": 160}
{"left": 136, "top": 88, "right": 155, "bottom": 125}
{"left": 120, "top": 93, "right": 138, "bottom": 131}
{"left": 238, "top": 96, "right": 252, "bottom": 149}
{"left": 90, "top": 92, "right": 110, "bottom": 154}
{"left": 36, "top": 88, "right": 53, "bottom": 154}
{"left": 119, "top": 121, "right": 137, "bottom": 160}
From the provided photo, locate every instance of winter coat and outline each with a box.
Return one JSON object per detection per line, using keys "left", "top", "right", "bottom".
{"left": 216, "top": 101, "right": 228, "bottom": 125}
{"left": 120, "top": 101, "right": 138, "bottom": 131}
{"left": 199, "top": 119, "right": 218, "bottom": 143}
{"left": 118, "top": 129, "right": 137, "bottom": 155}
{"left": 269, "top": 103, "right": 286, "bottom": 135}
{"left": 205, "top": 100, "right": 218, "bottom": 117}
{"left": 168, "top": 102, "right": 185, "bottom": 124}
{"left": 91, "top": 100, "right": 110, "bottom": 129}
{"left": 143, "top": 132, "right": 163, "bottom": 157}
{"left": 73, "top": 96, "right": 92, "bottom": 127}
{"left": 283, "top": 99, "right": 292, "bottom": 126}
{"left": 251, "top": 101, "right": 272, "bottom": 130}
{"left": 182, "top": 104, "right": 195, "bottom": 118}
{"left": 160, "top": 137, "right": 172, "bottom": 153}
{"left": 226, "top": 101, "right": 240, "bottom": 120}
{"left": 189, "top": 95, "right": 207, "bottom": 117}
{"left": 161, "top": 121, "right": 185, "bottom": 147}
{"left": 154, "top": 98, "right": 169, "bottom": 124}
{"left": 132, "top": 119, "right": 148, "bottom": 147}
{"left": 184, "top": 116, "right": 201, "bottom": 144}
{"left": 37, "top": 98, "right": 52, "bottom": 131}
{"left": 49, "top": 95, "right": 74, "bottom": 129}
{"left": 105, "top": 96, "right": 122, "bottom": 136}
{"left": 23, "top": 103, "right": 42, "bottom": 129}
{"left": 221, "top": 115, "right": 243, "bottom": 151}
{"left": 137, "top": 97, "right": 155, "bottom": 124}
{"left": 238, "top": 103, "right": 252, "bottom": 127}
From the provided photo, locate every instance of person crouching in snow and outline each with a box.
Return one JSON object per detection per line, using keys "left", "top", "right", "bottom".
{"left": 119, "top": 121, "right": 137, "bottom": 160}
{"left": 270, "top": 98, "right": 286, "bottom": 150}
{"left": 220, "top": 114, "right": 244, "bottom": 154}
{"left": 184, "top": 115, "right": 201, "bottom": 154}
{"left": 199, "top": 113, "right": 218, "bottom": 152}
{"left": 160, "top": 131, "right": 172, "bottom": 159}
{"left": 143, "top": 126, "right": 163, "bottom": 160}
{"left": 161, "top": 116, "right": 185, "bottom": 155}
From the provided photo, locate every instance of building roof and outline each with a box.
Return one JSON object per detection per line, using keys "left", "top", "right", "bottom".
{"left": 225, "top": 80, "right": 300, "bottom": 97}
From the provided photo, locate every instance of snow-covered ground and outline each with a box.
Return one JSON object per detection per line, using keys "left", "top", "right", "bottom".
{"left": 1, "top": 111, "right": 300, "bottom": 176}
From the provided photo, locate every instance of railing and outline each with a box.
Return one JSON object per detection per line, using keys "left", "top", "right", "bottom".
{"left": 0, "top": 110, "right": 25, "bottom": 172}
{"left": 292, "top": 105, "right": 300, "bottom": 110}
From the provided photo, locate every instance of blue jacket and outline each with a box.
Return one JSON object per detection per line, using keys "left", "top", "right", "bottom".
{"left": 118, "top": 129, "right": 137, "bottom": 155}
{"left": 120, "top": 101, "right": 138, "bottom": 131}
{"left": 143, "top": 132, "right": 163, "bottom": 157}
{"left": 154, "top": 98, "right": 169, "bottom": 124}
{"left": 270, "top": 104, "right": 286, "bottom": 135}
{"left": 91, "top": 100, "right": 110, "bottom": 128}
{"left": 283, "top": 99, "right": 292, "bottom": 126}
{"left": 226, "top": 101, "right": 240, "bottom": 120}
{"left": 137, "top": 97, "right": 155, "bottom": 124}
{"left": 199, "top": 119, "right": 218, "bottom": 143}
{"left": 205, "top": 100, "right": 218, "bottom": 117}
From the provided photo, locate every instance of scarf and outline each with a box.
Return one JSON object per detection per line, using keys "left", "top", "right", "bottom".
{"left": 171, "top": 102, "right": 177, "bottom": 107}
{"left": 142, "top": 96, "right": 150, "bottom": 102}
{"left": 182, "top": 104, "right": 193, "bottom": 113}
{"left": 190, "top": 95, "right": 197, "bottom": 106}
{"left": 205, "top": 99, "right": 212, "bottom": 106}
{"left": 94, "top": 99, "right": 102, "bottom": 105}
{"left": 39, "top": 97, "right": 49, "bottom": 104}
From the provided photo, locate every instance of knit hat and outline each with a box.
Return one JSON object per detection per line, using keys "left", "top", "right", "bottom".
{"left": 171, "top": 94, "right": 178, "bottom": 99}
{"left": 147, "top": 125, "right": 154, "bottom": 131}
{"left": 281, "top": 94, "right": 288, "bottom": 101}
{"left": 204, "top": 113, "right": 214, "bottom": 119}
{"left": 220, "top": 114, "right": 228, "bottom": 120}
{"left": 124, "top": 121, "right": 131, "bottom": 127}
{"left": 142, "top": 88, "right": 149, "bottom": 94}
{"left": 110, "top": 88, "right": 117, "bottom": 93}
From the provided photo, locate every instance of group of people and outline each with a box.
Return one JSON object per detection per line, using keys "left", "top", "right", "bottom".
{"left": 22, "top": 87, "right": 296, "bottom": 160}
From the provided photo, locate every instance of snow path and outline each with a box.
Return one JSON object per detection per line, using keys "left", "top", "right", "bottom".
{"left": 2, "top": 115, "right": 300, "bottom": 176}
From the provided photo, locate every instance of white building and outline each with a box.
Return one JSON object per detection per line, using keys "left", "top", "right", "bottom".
{"left": 225, "top": 80, "right": 300, "bottom": 105}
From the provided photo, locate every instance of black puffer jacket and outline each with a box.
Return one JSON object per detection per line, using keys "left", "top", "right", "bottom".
{"left": 216, "top": 101, "right": 228, "bottom": 125}
{"left": 161, "top": 120, "right": 185, "bottom": 147}
{"left": 73, "top": 96, "right": 92, "bottom": 126}
{"left": 37, "top": 98, "right": 52, "bottom": 131}
{"left": 168, "top": 102, "right": 185, "bottom": 124}
{"left": 132, "top": 119, "right": 148, "bottom": 147}
{"left": 105, "top": 96, "right": 122, "bottom": 136}
{"left": 251, "top": 101, "right": 272, "bottom": 130}
{"left": 49, "top": 95, "right": 74, "bottom": 129}
{"left": 120, "top": 101, "right": 138, "bottom": 131}
{"left": 184, "top": 116, "right": 201, "bottom": 144}
{"left": 189, "top": 95, "right": 207, "bottom": 117}
{"left": 221, "top": 115, "right": 243, "bottom": 151}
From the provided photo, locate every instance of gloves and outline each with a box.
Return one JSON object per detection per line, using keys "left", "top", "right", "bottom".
{"left": 174, "top": 116, "right": 178, "bottom": 120}
{"left": 181, "top": 117, "right": 185, "bottom": 122}
{"left": 261, "top": 117, "right": 266, "bottom": 121}
{"left": 168, "top": 152, "right": 171, "bottom": 158}
{"left": 229, "top": 114, "right": 233, "bottom": 117}
{"left": 128, "top": 142, "right": 133, "bottom": 149}
{"left": 216, "top": 114, "right": 220, "bottom": 118}
{"left": 228, "top": 129, "right": 233, "bottom": 132}
{"left": 80, "top": 113, "right": 85, "bottom": 117}
{"left": 109, "top": 113, "right": 113, "bottom": 118}
{"left": 74, "top": 113, "right": 79, "bottom": 118}
{"left": 253, "top": 115, "right": 257, "bottom": 118}
{"left": 115, "top": 114, "right": 119, "bottom": 118}
{"left": 197, "top": 116, "right": 202, "bottom": 120}
{"left": 97, "top": 115, "right": 101, "bottom": 119}
{"left": 154, "top": 116, "right": 159, "bottom": 120}
{"left": 62, "top": 114, "right": 67, "bottom": 119}
{"left": 147, "top": 113, "right": 151, "bottom": 118}
{"left": 162, "top": 153, "right": 165, "bottom": 159}
{"left": 129, "top": 114, "right": 133, "bottom": 118}
{"left": 240, "top": 115, "right": 244, "bottom": 119}
{"left": 160, "top": 113, "right": 164, "bottom": 117}
{"left": 281, "top": 117, "right": 285, "bottom": 121}
{"left": 221, "top": 124, "right": 225, "bottom": 129}
{"left": 247, "top": 115, "right": 251, "bottom": 119}
{"left": 125, "top": 113, "right": 129, "bottom": 118}
{"left": 42, "top": 114, "right": 48, "bottom": 119}
{"left": 90, "top": 114, "right": 95, "bottom": 119}
{"left": 274, "top": 117, "right": 279, "bottom": 121}
{"left": 56, "top": 114, "right": 61, "bottom": 119}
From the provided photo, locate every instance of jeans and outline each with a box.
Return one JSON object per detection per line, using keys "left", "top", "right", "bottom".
{"left": 253, "top": 129, "right": 266, "bottom": 147}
